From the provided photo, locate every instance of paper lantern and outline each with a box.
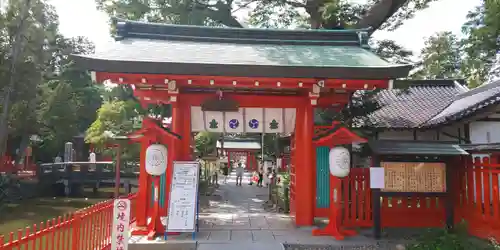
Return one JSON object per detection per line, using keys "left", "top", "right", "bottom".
{"left": 145, "top": 144, "right": 168, "bottom": 176}
{"left": 329, "top": 146, "right": 350, "bottom": 177}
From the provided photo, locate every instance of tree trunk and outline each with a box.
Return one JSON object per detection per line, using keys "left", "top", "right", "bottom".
{"left": 355, "top": 0, "right": 409, "bottom": 33}
{"left": 305, "top": 0, "right": 324, "bottom": 29}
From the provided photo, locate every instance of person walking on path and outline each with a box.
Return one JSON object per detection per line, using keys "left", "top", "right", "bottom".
{"left": 221, "top": 162, "right": 229, "bottom": 184}
{"left": 257, "top": 168, "right": 264, "bottom": 187}
{"left": 235, "top": 162, "right": 245, "bottom": 186}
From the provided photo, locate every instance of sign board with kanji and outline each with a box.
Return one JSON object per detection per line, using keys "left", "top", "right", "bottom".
{"left": 111, "top": 199, "right": 131, "bottom": 250}
{"left": 166, "top": 161, "right": 200, "bottom": 232}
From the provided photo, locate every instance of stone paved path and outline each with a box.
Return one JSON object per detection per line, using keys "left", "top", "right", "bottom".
{"left": 194, "top": 170, "right": 376, "bottom": 249}
{"left": 130, "top": 170, "right": 378, "bottom": 249}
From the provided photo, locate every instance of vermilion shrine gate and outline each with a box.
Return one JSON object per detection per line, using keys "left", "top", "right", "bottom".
{"left": 217, "top": 138, "right": 260, "bottom": 171}
{"left": 72, "top": 19, "right": 411, "bottom": 237}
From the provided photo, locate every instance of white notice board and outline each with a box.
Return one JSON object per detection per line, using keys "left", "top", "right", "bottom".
{"left": 166, "top": 161, "right": 200, "bottom": 232}
{"left": 111, "top": 199, "right": 131, "bottom": 250}
{"left": 369, "top": 167, "right": 385, "bottom": 189}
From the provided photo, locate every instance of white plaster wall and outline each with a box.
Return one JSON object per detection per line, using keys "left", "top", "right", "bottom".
{"left": 470, "top": 121, "right": 500, "bottom": 144}
{"left": 377, "top": 126, "right": 460, "bottom": 142}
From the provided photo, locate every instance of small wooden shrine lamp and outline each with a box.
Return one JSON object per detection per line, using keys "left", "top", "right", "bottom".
{"left": 128, "top": 117, "right": 181, "bottom": 239}
{"left": 368, "top": 140, "right": 469, "bottom": 239}
{"left": 311, "top": 122, "right": 367, "bottom": 240}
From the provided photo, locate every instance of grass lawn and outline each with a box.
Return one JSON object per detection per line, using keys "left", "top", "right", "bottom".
{"left": 0, "top": 187, "right": 135, "bottom": 244}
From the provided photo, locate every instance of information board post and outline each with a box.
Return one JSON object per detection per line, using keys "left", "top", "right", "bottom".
{"left": 111, "top": 199, "right": 131, "bottom": 250}
{"left": 164, "top": 161, "right": 200, "bottom": 240}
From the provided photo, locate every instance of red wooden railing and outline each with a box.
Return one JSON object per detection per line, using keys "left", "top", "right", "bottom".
{"left": 338, "top": 168, "right": 372, "bottom": 228}
{"left": 338, "top": 156, "right": 500, "bottom": 241}
{"left": 0, "top": 194, "right": 137, "bottom": 250}
{"left": 340, "top": 168, "right": 449, "bottom": 228}
{"left": 455, "top": 156, "right": 500, "bottom": 240}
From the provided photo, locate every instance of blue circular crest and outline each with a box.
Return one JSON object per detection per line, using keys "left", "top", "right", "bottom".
{"left": 249, "top": 119, "right": 259, "bottom": 129}
{"left": 229, "top": 119, "right": 239, "bottom": 129}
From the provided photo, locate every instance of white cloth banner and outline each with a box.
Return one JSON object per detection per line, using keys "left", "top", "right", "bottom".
{"left": 244, "top": 108, "right": 264, "bottom": 133}
{"left": 204, "top": 111, "right": 224, "bottom": 133}
{"left": 189, "top": 107, "right": 296, "bottom": 134}
{"left": 224, "top": 108, "right": 244, "bottom": 133}
{"left": 191, "top": 106, "right": 204, "bottom": 132}
{"left": 284, "top": 108, "right": 296, "bottom": 134}
{"left": 264, "top": 108, "right": 284, "bottom": 133}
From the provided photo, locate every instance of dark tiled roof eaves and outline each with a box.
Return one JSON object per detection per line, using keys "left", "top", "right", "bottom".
{"left": 367, "top": 80, "right": 464, "bottom": 129}
{"left": 423, "top": 79, "right": 500, "bottom": 127}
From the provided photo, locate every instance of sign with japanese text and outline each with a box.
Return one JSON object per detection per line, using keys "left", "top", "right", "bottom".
{"left": 111, "top": 199, "right": 130, "bottom": 250}
{"left": 166, "top": 161, "right": 200, "bottom": 232}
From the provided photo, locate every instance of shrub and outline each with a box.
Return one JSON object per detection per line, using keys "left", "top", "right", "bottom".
{"left": 406, "top": 222, "right": 498, "bottom": 250}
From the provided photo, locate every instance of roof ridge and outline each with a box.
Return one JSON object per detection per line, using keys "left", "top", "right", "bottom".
{"left": 455, "top": 78, "right": 500, "bottom": 99}
{"left": 421, "top": 81, "right": 500, "bottom": 127}
{"left": 114, "top": 19, "right": 370, "bottom": 46}
{"left": 115, "top": 18, "right": 372, "bottom": 34}
{"left": 392, "top": 79, "right": 463, "bottom": 88}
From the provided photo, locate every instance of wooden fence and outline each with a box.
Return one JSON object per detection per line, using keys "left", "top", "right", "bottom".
{"left": 338, "top": 168, "right": 446, "bottom": 229}
{"left": 454, "top": 156, "right": 500, "bottom": 240}
{"left": 0, "top": 193, "right": 136, "bottom": 250}
{"left": 335, "top": 156, "right": 500, "bottom": 241}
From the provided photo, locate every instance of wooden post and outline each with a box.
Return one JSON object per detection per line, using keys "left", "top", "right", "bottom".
{"left": 71, "top": 212, "right": 82, "bottom": 249}
{"left": 114, "top": 144, "right": 121, "bottom": 198}
{"left": 302, "top": 100, "right": 314, "bottom": 225}
{"left": 445, "top": 158, "right": 454, "bottom": 230}
{"left": 372, "top": 155, "right": 382, "bottom": 239}
{"left": 135, "top": 139, "right": 149, "bottom": 228}
{"left": 147, "top": 176, "right": 163, "bottom": 240}
{"left": 294, "top": 100, "right": 314, "bottom": 226}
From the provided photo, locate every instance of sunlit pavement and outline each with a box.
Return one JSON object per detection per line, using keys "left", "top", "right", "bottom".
{"left": 130, "top": 170, "right": 376, "bottom": 249}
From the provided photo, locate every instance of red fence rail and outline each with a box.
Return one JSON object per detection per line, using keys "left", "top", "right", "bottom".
{"left": 338, "top": 156, "right": 500, "bottom": 241}
{"left": 0, "top": 194, "right": 137, "bottom": 250}
{"left": 455, "top": 156, "right": 500, "bottom": 240}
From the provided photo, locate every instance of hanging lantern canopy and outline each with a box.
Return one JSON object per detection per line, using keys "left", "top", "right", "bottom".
{"left": 329, "top": 146, "right": 350, "bottom": 178}
{"left": 145, "top": 144, "right": 168, "bottom": 176}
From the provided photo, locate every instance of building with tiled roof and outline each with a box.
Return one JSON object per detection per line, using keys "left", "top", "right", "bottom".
{"left": 368, "top": 79, "right": 467, "bottom": 129}
{"left": 425, "top": 79, "right": 500, "bottom": 127}
{"left": 366, "top": 79, "right": 500, "bottom": 151}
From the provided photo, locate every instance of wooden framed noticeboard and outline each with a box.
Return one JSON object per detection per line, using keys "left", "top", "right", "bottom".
{"left": 381, "top": 162, "right": 446, "bottom": 193}
{"left": 166, "top": 161, "right": 200, "bottom": 232}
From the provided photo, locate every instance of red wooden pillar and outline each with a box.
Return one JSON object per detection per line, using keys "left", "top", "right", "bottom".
{"left": 135, "top": 137, "right": 150, "bottom": 229}
{"left": 294, "top": 99, "right": 315, "bottom": 226}
{"left": 246, "top": 152, "right": 250, "bottom": 170}
{"left": 165, "top": 101, "right": 181, "bottom": 213}
{"left": 179, "top": 99, "right": 192, "bottom": 161}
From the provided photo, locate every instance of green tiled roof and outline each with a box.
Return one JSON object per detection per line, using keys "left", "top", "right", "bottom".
{"left": 71, "top": 19, "right": 411, "bottom": 79}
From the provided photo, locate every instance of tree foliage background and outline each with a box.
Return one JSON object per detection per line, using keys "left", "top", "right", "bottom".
{"left": 0, "top": 0, "right": 101, "bottom": 164}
